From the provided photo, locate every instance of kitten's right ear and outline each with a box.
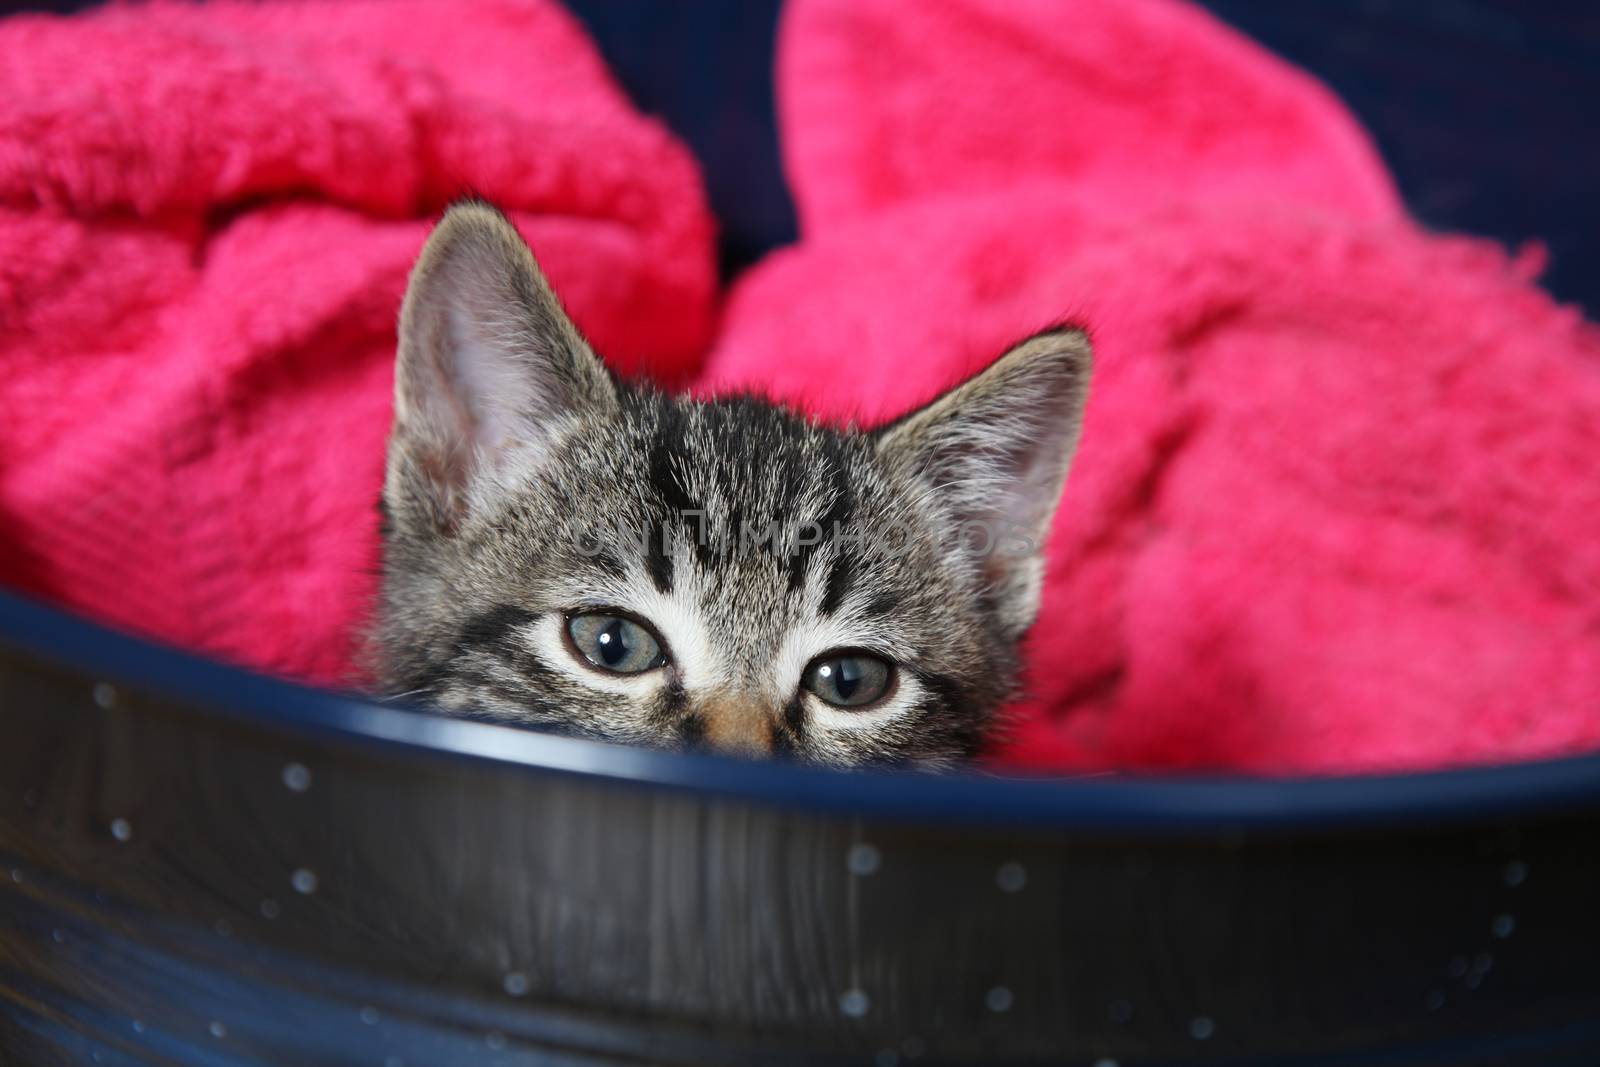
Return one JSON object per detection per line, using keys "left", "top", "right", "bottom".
{"left": 875, "top": 327, "right": 1091, "bottom": 642}
{"left": 386, "top": 202, "right": 616, "bottom": 537}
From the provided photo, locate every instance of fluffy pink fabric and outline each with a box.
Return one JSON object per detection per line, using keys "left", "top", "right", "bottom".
{"left": 3, "top": 0, "right": 1597, "bottom": 775}
{"left": 0, "top": 0, "right": 715, "bottom": 685}
{"left": 703, "top": 0, "right": 1600, "bottom": 773}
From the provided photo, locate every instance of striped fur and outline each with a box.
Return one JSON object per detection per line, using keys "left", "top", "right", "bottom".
{"left": 372, "top": 202, "right": 1090, "bottom": 767}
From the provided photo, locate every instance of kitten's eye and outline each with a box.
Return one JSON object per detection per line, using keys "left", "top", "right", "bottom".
{"left": 802, "top": 653, "right": 894, "bottom": 709}
{"left": 565, "top": 612, "right": 666, "bottom": 674}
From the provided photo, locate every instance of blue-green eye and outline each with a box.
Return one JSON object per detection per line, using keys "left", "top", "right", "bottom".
{"left": 565, "top": 612, "right": 666, "bottom": 674}
{"left": 803, "top": 652, "right": 894, "bottom": 708}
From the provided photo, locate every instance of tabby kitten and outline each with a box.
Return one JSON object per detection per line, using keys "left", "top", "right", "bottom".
{"left": 373, "top": 202, "right": 1090, "bottom": 767}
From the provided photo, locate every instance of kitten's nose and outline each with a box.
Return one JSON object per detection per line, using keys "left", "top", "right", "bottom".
{"left": 691, "top": 695, "right": 773, "bottom": 757}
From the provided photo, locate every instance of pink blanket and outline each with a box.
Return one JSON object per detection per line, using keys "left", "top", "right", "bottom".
{"left": 0, "top": 0, "right": 715, "bottom": 683}
{"left": 4, "top": 0, "right": 1598, "bottom": 775}
{"left": 707, "top": 0, "right": 1600, "bottom": 773}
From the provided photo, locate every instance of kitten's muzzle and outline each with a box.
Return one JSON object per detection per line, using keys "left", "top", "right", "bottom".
{"left": 689, "top": 695, "right": 775, "bottom": 757}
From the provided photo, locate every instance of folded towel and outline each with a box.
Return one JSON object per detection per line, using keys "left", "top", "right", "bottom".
{"left": 7, "top": 0, "right": 1597, "bottom": 776}
{"left": 704, "top": 0, "right": 1600, "bottom": 773}
{"left": 0, "top": 0, "right": 716, "bottom": 686}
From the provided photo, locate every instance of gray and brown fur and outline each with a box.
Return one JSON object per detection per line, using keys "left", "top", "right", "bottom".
{"left": 373, "top": 202, "right": 1091, "bottom": 768}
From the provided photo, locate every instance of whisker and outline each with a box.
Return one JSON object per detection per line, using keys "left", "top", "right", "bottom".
{"left": 378, "top": 687, "right": 433, "bottom": 704}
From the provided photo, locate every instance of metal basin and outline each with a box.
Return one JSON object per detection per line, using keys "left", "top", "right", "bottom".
{"left": 3, "top": 590, "right": 1599, "bottom": 1065}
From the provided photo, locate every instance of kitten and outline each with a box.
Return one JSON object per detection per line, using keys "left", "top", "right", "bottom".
{"left": 372, "top": 202, "right": 1090, "bottom": 767}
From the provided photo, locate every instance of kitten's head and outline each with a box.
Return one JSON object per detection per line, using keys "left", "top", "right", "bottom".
{"left": 374, "top": 203, "right": 1090, "bottom": 768}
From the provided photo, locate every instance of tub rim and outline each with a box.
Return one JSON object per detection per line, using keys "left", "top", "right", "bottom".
{"left": 5, "top": 588, "right": 1598, "bottom": 834}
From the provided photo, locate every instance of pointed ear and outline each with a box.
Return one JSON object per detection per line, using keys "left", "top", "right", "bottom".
{"left": 385, "top": 202, "right": 617, "bottom": 537}
{"left": 875, "top": 327, "right": 1092, "bottom": 640}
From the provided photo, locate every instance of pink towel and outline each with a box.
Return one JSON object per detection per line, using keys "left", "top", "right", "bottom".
{"left": 0, "top": 0, "right": 716, "bottom": 685}
{"left": 5, "top": 0, "right": 1598, "bottom": 776}
{"left": 703, "top": 0, "right": 1600, "bottom": 773}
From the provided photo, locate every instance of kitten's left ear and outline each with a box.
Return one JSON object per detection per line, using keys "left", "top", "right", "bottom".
{"left": 386, "top": 202, "right": 617, "bottom": 538}
{"left": 875, "top": 327, "right": 1092, "bottom": 640}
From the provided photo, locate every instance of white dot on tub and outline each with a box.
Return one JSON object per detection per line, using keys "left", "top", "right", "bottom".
{"left": 359, "top": 1006, "right": 380, "bottom": 1025}
{"left": 1492, "top": 914, "right": 1516, "bottom": 939}
{"left": 848, "top": 843, "right": 881, "bottom": 876}
{"left": 260, "top": 898, "right": 281, "bottom": 919}
{"left": 110, "top": 818, "right": 132, "bottom": 842}
{"left": 995, "top": 862, "right": 1027, "bottom": 893}
{"left": 9, "top": 869, "right": 22, "bottom": 884}
{"left": 93, "top": 683, "right": 117, "bottom": 710}
{"left": 209, "top": 1021, "right": 227, "bottom": 1039}
{"left": 503, "top": 971, "right": 530, "bottom": 996}
{"left": 291, "top": 868, "right": 318, "bottom": 895}
{"left": 131, "top": 1020, "right": 145, "bottom": 1034}
{"left": 1503, "top": 861, "right": 1528, "bottom": 888}
{"left": 986, "top": 986, "right": 1014, "bottom": 1013}
{"left": 840, "top": 989, "right": 870, "bottom": 1018}
{"left": 1190, "top": 1016, "right": 1215, "bottom": 1040}
{"left": 281, "top": 763, "right": 312, "bottom": 793}
{"left": 51, "top": 929, "right": 64, "bottom": 943}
